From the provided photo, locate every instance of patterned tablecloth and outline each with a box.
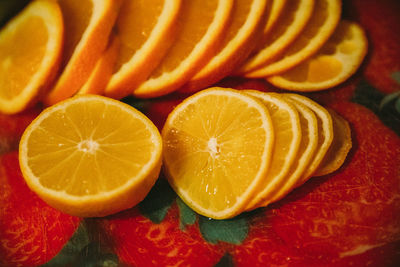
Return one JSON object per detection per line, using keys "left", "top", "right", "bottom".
{"left": 1, "top": 0, "right": 400, "bottom": 266}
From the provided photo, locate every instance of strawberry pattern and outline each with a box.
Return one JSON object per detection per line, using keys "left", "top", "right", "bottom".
{"left": 1, "top": 0, "right": 400, "bottom": 266}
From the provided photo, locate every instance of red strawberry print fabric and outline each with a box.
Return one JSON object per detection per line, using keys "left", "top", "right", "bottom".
{"left": 0, "top": 0, "right": 400, "bottom": 266}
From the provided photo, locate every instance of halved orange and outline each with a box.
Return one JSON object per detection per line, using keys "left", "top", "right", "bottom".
{"left": 104, "top": 0, "right": 182, "bottom": 99}
{"left": 0, "top": 0, "right": 63, "bottom": 114}
{"left": 267, "top": 21, "right": 368, "bottom": 91}
{"left": 44, "top": 0, "right": 121, "bottom": 105}
{"left": 236, "top": 0, "right": 315, "bottom": 75}
{"left": 247, "top": 0, "right": 342, "bottom": 77}
{"left": 77, "top": 34, "right": 120, "bottom": 95}
{"left": 133, "top": 0, "right": 233, "bottom": 98}
{"left": 265, "top": 96, "right": 318, "bottom": 203}
{"left": 19, "top": 95, "right": 162, "bottom": 217}
{"left": 243, "top": 90, "right": 302, "bottom": 210}
{"left": 162, "top": 87, "right": 274, "bottom": 219}
{"left": 284, "top": 93, "right": 333, "bottom": 185}
{"left": 182, "top": 0, "right": 268, "bottom": 92}
{"left": 313, "top": 108, "right": 352, "bottom": 176}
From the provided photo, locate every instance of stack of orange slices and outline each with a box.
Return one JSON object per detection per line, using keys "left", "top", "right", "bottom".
{"left": 0, "top": 0, "right": 359, "bottom": 220}
{"left": 0, "top": 0, "right": 368, "bottom": 114}
{"left": 17, "top": 85, "right": 352, "bottom": 219}
{"left": 43, "top": 0, "right": 121, "bottom": 105}
{"left": 236, "top": 0, "right": 367, "bottom": 92}
{"left": 0, "top": 0, "right": 63, "bottom": 114}
{"left": 162, "top": 87, "right": 352, "bottom": 219}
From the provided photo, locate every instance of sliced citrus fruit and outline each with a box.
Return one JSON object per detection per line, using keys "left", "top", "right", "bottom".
{"left": 313, "top": 108, "right": 352, "bottom": 176}
{"left": 0, "top": 0, "right": 63, "bottom": 114}
{"left": 44, "top": 0, "right": 121, "bottom": 105}
{"left": 182, "top": 0, "right": 268, "bottom": 92}
{"left": 162, "top": 87, "right": 274, "bottom": 219}
{"left": 262, "top": 0, "right": 287, "bottom": 37}
{"left": 267, "top": 21, "right": 368, "bottom": 91}
{"left": 262, "top": 97, "right": 318, "bottom": 204}
{"left": 133, "top": 0, "right": 233, "bottom": 98}
{"left": 104, "top": 0, "right": 182, "bottom": 99}
{"left": 247, "top": 0, "right": 342, "bottom": 77}
{"left": 19, "top": 94, "right": 162, "bottom": 217}
{"left": 243, "top": 90, "right": 301, "bottom": 210}
{"left": 284, "top": 93, "right": 333, "bottom": 185}
{"left": 77, "top": 34, "right": 120, "bottom": 95}
{"left": 236, "top": 0, "right": 315, "bottom": 75}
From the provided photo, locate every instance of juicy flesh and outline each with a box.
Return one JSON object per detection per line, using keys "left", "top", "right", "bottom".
{"left": 164, "top": 95, "right": 268, "bottom": 211}
{"left": 58, "top": 0, "right": 93, "bottom": 68}
{"left": 278, "top": 0, "right": 329, "bottom": 58}
{"left": 261, "top": 100, "right": 295, "bottom": 179}
{"left": 114, "top": 0, "right": 164, "bottom": 70}
{"left": 26, "top": 100, "right": 156, "bottom": 196}
{"left": 265, "top": 0, "right": 301, "bottom": 45}
{"left": 218, "top": 0, "right": 252, "bottom": 51}
{"left": 315, "top": 110, "right": 351, "bottom": 175}
{"left": 150, "top": 0, "right": 218, "bottom": 77}
{"left": 0, "top": 17, "right": 47, "bottom": 99}
{"left": 280, "top": 21, "right": 360, "bottom": 83}
{"left": 254, "top": 0, "right": 304, "bottom": 61}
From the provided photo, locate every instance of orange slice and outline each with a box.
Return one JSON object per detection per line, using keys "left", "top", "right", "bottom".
{"left": 104, "top": 0, "right": 182, "bottom": 99}
{"left": 262, "top": 0, "right": 287, "bottom": 37}
{"left": 263, "top": 97, "right": 318, "bottom": 204}
{"left": 162, "top": 87, "right": 274, "bottom": 219}
{"left": 284, "top": 93, "right": 333, "bottom": 185}
{"left": 77, "top": 34, "right": 120, "bottom": 95}
{"left": 0, "top": 0, "right": 63, "bottom": 114}
{"left": 267, "top": 21, "right": 368, "bottom": 91}
{"left": 313, "top": 108, "right": 352, "bottom": 176}
{"left": 247, "top": 0, "right": 342, "bottom": 77}
{"left": 182, "top": 0, "right": 268, "bottom": 92}
{"left": 19, "top": 95, "right": 162, "bottom": 217}
{"left": 236, "top": 0, "right": 315, "bottom": 75}
{"left": 133, "top": 0, "right": 233, "bottom": 98}
{"left": 243, "top": 90, "right": 302, "bottom": 210}
{"left": 44, "top": 0, "right": 121, "bottom": 105}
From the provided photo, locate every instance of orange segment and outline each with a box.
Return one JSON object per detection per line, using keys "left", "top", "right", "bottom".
{"left": 44, "top": 0, "right": 121, "bottom": 105}
{"left": 284, "top": 93, "right": 333, "bottom": 185}
{"left": 133, "top": 0, "right": 233, "bottom": 98}
{"left": 182, "top": 0, "right": 268, "bottom": 92}
{"left": 243, "top": 90, "right": 302, "bottom": 210}
{"left": 267, "top": 21, "right": 368, "bottom": 91}
{"left": 313, "top": 108, "right": 352, "bottom": 176}
{"left": 264, "top": 97, "right": 318, "bottom": 204}
{"left": 236, "top": 0, "right": 315, "bottom": 75}
{"left": 77, "top": 34, "right": 120, "bottom": 95}
{"left": 0, "top": 0, "right": 63, "bottom": 114}
{"left": 162, "top": 87, "right": 274, "bottom": 219}
{"left": 104, "top": 0, "right": 182, "bottom": 99}
{"left": 247, "top": 0, "right": 342, "bottom": 77}
{"left": 19, "top": 95, "right": 162, "bottom": 217}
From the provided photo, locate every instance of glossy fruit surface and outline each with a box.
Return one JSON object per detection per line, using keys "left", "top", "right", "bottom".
{"left": 19, "top": 95, "right": 162, "bottom": 217}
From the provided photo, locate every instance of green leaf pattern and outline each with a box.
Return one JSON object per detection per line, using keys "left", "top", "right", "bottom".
{"left": 43, "top": 224, "right": 119, "bottom": 267}
{"left": 352, "top": 78, "right": 400, "bottom": 135}
{"left": 138, "top": 178, "right": 251, "bottom": 245}
{"left": 198, "top": 215, "right": 249, "bottom": 245}
{"left": 177, "top": 197, "right": 197, "bottom": 230}
{"left": 138, "top": 178, "right": 176, "bottom": 223}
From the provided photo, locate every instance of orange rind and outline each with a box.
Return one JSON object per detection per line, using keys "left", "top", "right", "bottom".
{"left": 267, "top": 21, "right": 368, "bottom": 91}
{"left": 19, "top": 94, "right": 162, "bottom": 217}
{"left": 0, "top": 0, "right": 63, "bottom": 114}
